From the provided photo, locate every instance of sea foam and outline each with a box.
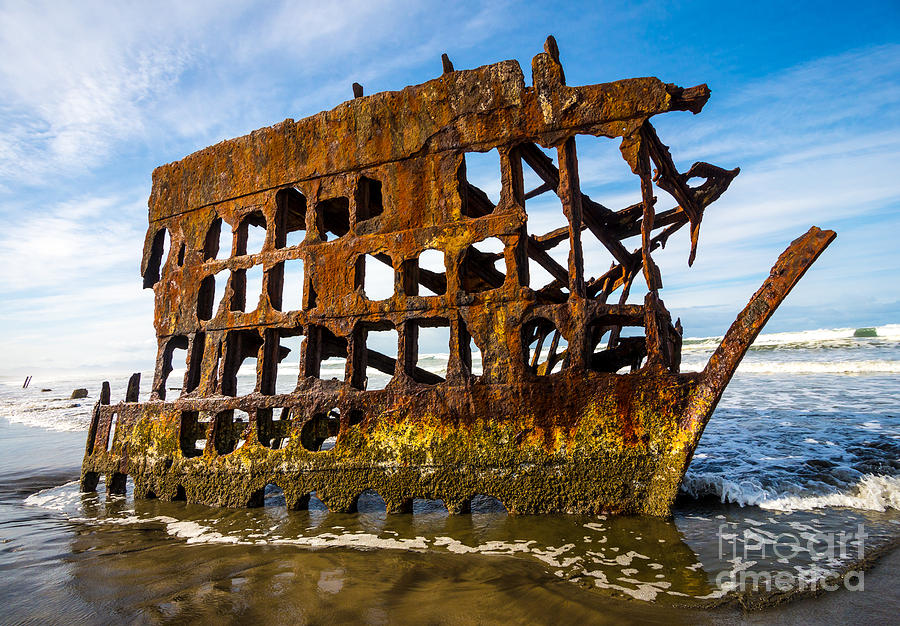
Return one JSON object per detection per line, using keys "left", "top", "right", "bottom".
{"left": 681, "top": 473, "right": 900, "bottom": 512}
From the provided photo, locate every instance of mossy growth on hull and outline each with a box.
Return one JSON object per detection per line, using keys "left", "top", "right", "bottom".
{"left": 81, "top": 37, "right": 835, "bottom": 516}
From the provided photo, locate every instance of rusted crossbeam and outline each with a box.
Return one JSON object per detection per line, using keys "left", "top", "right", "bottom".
{"left": 532, "top": 225, "right": 573, "bottom": 248}
{"left": 464, "top": 182, "right": 495, "bottom": 217}
{"left": 585, "top": 160, "right": 739, "bottom": 298}
{"left": 519, "top": 142, "right": 634, "bottom": 269}
{"left": 460, "top": 246, "right": 505, "bottom": 290}
{"left": 589, "top": 336, "right": 647, "bottom": 373}
{"left": 526, "top": 236, "right": 569, "bottom": 283}
{"left": 640, "top": 122, "right": 702, "bottom": 264}
{"left": 364, "top": 348, "right": 396, "bottom": 376}
{"left": 373, "top": 252, "right": 447, "bottom": 295}
{"left": 524, "top": 181, "right": 553, "bottom": 200}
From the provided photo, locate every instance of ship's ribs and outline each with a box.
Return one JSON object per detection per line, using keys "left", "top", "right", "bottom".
{"left": 81, "top": 37, "right": 831, "bottom": 517}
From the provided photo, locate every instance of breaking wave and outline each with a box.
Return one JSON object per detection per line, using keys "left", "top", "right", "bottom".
{"left": 681, "top": 474, "right": 900, "bottom": 512}
{"left": 678, "top": 323, "right": 900, "bottom": 375}
{"left": 680, "top": 359, "right": 900, "bottom": 375}
{"left": 682, "top": 323, "right": 900, "bottom": 350}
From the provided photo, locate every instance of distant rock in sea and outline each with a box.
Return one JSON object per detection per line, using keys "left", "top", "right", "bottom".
{"left": 853, "top": 327, "right": 877, "bottom": 338}
{"left": 70, "top": 388, "right": 88, "bottom": 399}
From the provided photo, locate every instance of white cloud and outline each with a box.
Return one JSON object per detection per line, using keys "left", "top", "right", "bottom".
{"left": 0, "top": 0, "right": 514, "bottom": 187}
{"left": 0, "top": 193, "right": 146, "bottom": 291}
{"left": 572, "top": 45, "right": 900, "bottom": 334}
{"left": 0, "top": 0, "right": 520, "bottom": 374}
{"left": 0, "top": 188, "right": 156, "bottom": 374}
{"left": 1, "top": 8, "right": 897, "bottom": 373}
{"left": 656, "top": 44, "right": 900, "bottom": 164}
{"left": 0, "top": 2, "right": 200, "bottom": 181}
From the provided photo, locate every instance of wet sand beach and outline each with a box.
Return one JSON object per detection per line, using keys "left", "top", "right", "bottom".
{"left": 2, "top": 327, "right": 899, "bottom": 623}
{"left": 2, "top": 422, "right": 897, "bottom": 624}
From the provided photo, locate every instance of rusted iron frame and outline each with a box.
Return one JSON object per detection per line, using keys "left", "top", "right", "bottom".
{"left": 605, "top": 270, "right": 640, "bottom": 351}
{"left": 523, "top": 181, "right": 553, "bottom": 200}
{"left": 556, "top": 137, "right": 585, "bottom": 301}
{"left": 634, "top": 133, "right": 662, "bottom": 292}
{"left": 681, "top": 226, "right": 836, "bottom": 439}
{"left": 590, "top": 220, "right": 681, "bottom": 300}
{"left": 460, "top": 246, "right": 506, "bottom": 289}
{"left": 643, "top": 291, "right": 676, "bottom": 371}
{"left": 640, "top": 121, "right": 704, "bottom": 265}
{"left": 100, "top": 42, "right": 810, "bottom": 517}
{"left": 584, "top": 163, "right": 739, "bottom": 299}
{"left": 518, "top": 142, "right": 633, "bottom": 271}
{"left": 525, "top": 319, "right": 568, "bottom": 375}
{"left": 323, "top": 319, "right": 447, "bottom": 387}
{"left": 528, "top": 326, "right": 546, "bottom": 371}
{"left": 371, "top": 252, "right": 447, "bottom": 296}
{"left": 532, "top": 225, "right": 571, "bottom": 248}
{"left": 515, "top": 134, "right": 713, "bottom": 373}
{"left": 585, "top": 335, "right": 647, "bottom": 373}
{"left": 525, "top": 237, "right": 569, "bottom": 283}
{"left": 464, "top": 182, "right": 495, "bottom": 216}
{"left": 536, "top": 329, "right": 565, "bottom": 376}
{"left": 405, "top": 320, "right": 448, "bottom": 385}
{"left": 460, "top": 164, "right": 574, "bottom": 294}
{"left": 461, "top": 148, "right": 573, "bottom": 292}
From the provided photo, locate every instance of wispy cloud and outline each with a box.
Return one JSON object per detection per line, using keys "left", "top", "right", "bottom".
{"left": 0, "top": 2, "right": 200, "bottom": 183}
{"left": 574, "top": 44, "right": 900, "bottom": 331}
{"left": 0, "top": 0, "right": 518, "bottom": 374}
{"left": 0, "top": 188, "right": 155, "bottom": 373}
{"left": 0, "top": 194, "right": 145, "bottom": 292}
{"left": 0, "top": 0, "right": 515, "bottom": 189}
{"left": 0, "top": 5, "right": 897, "bottom": 373}
{"left": 655, "top": 44, "right": 900, "bottom": 160}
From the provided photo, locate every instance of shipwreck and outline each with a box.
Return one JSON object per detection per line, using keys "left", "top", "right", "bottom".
{"left": 81, "top": 38, "right": 834, "bottom": 516}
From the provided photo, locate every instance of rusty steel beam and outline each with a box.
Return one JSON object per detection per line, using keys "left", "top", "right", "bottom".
{"left": 684, "top": 226, "right": 837, "bottom": 434}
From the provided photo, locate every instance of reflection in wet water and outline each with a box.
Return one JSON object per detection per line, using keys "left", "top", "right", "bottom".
{"left": 66, "top": 523, "right": 701, "bottom": 624}
{"left": 24, "top": 477, "right": 899, "bottom": 614}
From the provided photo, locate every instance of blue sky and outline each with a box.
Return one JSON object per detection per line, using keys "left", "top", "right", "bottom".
{"left": 0, "top": 0, "right": 898, "bottom": 375}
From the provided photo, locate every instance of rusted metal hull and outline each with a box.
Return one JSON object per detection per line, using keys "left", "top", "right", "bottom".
{"left": 81, "top": 228, "right": 835, "bottom": 516}
{"left": 80, "top": 38, "right": 835, "bottom": 516}
{"left": 82, "top": 371, "right": 697, "bottom": 516}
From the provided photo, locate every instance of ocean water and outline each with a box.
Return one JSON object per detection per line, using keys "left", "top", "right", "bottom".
{"left": 1, "top": 324, "right": 898, "bottom": 623}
